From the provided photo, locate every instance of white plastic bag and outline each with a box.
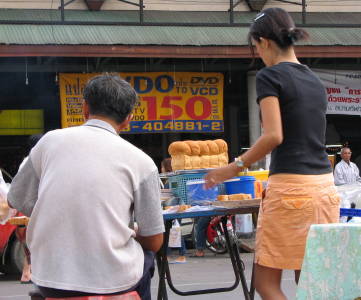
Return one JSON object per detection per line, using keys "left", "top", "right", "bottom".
{"left": 0, "top": 180, "right": 16, "bottom": 225}
{"left": 235, "top": 214, "right": 253, "bottom": 235}
{"left": 336, "top": 183, "right": 361, "bottom": 223}
{"left": 168, "top": 219, "right": 181, "bottom": 248}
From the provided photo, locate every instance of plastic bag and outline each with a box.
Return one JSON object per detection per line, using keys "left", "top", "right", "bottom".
{"left": 336, "top": 182, "right": 361, "bottom": 208}
{"left": 336, "top": 182, "right": 361, "bottom": 223}
{"left": 0, "top": 180, "right": 16, "bottom": 225}
{"left": 168, "top": 219, "right": 181, "bottom": 248}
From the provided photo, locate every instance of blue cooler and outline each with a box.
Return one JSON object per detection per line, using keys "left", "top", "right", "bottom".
{"left": 224, "top": 176, "right": 256, "bottom": 198}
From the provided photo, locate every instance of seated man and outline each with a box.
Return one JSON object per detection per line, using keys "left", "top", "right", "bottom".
{"left": 334, "top": 147, "right": 361, "bottom": 185}
{"left": 8, "top": 74, "right": 164, "bottom": 299}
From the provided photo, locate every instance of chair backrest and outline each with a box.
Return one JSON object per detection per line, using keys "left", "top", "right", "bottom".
{"left": 46, "top": 292, "right": 141, "bottom": 300}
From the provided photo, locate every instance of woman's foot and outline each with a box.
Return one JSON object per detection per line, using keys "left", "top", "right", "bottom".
{"left": 169, "top": 256, "right": 187, "bottom": 264}
{"left": 20, "top": 263, "right": 31, "bottom": 283}
{"left": 191, "top": 249, "right": 205, "bottom": 257}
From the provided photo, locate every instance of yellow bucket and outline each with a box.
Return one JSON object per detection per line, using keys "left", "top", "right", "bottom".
{"left": 238, "top": 170, "right": 269, "bottom": 181}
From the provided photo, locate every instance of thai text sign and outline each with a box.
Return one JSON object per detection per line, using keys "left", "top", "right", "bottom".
{"left": 315, "top": 69, "right": 361, "bottom": 115}
{"left": 59, "top": 73, "right": 224, "bottom": 133}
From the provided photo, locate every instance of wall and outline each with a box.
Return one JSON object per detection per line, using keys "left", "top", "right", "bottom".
{"left": 1, "top": 0, "right": 361, "bottom": 12}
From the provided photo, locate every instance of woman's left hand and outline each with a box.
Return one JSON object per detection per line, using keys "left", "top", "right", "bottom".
{"left": 204, "top": 163, "right": 240, "bottom": 189}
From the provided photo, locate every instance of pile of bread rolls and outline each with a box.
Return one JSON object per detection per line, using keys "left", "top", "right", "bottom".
{"left": 168, "top": 139, "right": 229, "bottom": 171}
{"left": 217, "top": 194, "right": 252, "bottom": 201}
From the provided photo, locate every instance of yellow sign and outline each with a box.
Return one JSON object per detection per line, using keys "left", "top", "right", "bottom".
{"left": 59, "top": 72, "right": 224, "bottom": 133}
{"left": 0, "top": 110, "right": 44, "bottom": 135}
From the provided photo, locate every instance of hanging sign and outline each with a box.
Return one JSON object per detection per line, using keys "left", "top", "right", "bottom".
{"left": 59, "top": 72, "right": 224, "bottom": 133}
{"left": 314, "top": 69, "right": 361, "bottom": 115}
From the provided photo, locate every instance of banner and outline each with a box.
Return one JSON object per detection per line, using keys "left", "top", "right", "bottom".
{"left": 0, "top": 110, "right": 44, "bottom": 135}
{"left": 315, "top": 69, "right": 361, "bottom": 115}
{"left": 59, "top": 72, "right": 224, "bottom": 133}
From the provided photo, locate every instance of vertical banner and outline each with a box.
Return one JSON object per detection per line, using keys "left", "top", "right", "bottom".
{"left": 59, "top": 72, "right": 224, "bottom": 133}
{"left": 314, "top": 69, "right": 361, "bottom": 115}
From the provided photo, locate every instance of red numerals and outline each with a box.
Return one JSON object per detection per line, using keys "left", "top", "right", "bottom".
{"left": 185, "top": 96, "right": 212, "bottom": 120}
{"left": 142, "top": 96, "right": 157, "bottom": 120}
{"left": 142, "top": 96, "right": 212, "bottom": 120}
{"left": 159, "top": 96, "right": 182, "bottom": 120}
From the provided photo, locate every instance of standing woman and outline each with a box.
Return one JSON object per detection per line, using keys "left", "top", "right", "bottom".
{"left": 205, "top": 8, "right": 339, "bottom": 300}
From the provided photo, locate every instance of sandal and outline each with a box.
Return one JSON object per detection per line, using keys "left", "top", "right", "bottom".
{"left": 190, "top": 250, "right": 205, "bottom": 258}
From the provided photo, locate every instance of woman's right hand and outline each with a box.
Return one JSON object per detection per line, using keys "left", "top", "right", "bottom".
{"left": 204, "top": 162, "right": 241, "bottom": 189}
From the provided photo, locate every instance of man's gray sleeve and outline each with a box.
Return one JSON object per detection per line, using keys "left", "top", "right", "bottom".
{"left": 134, "top": 169, "right": 165, "bottom": 236}
{"left": 7, "top": 158, "right": 39, "bottom": 217}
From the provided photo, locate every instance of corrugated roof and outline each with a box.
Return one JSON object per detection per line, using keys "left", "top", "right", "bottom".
{"left": 0, "top": 9, "right": 361, "bottom": 25}
{"left": 0, "top": 10, "right": 360, "bottom": 46}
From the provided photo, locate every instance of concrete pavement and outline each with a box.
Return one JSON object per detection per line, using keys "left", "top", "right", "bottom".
{"left": 0, "top": 253, "right": 297, "bottom": 300}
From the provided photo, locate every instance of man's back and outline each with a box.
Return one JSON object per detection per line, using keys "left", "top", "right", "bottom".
{"left": 9, "top": 119, "right": 164, "bottom": 293}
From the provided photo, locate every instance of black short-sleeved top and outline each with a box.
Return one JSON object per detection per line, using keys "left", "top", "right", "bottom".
{"left": 256, "top": 62, "right": 332, "bottom": 176}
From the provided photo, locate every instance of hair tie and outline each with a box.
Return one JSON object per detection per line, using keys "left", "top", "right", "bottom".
{"left": 288, "top": 27, "right": 296, "bottom": 43}
{"left": 254, "top": 13, "right": 265, "bottom": 22}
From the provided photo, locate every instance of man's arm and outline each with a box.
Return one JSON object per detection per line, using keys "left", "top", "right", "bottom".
{"left": 7, "top": 158, "right": 39, "bottom": 216}
{"left": 136, "top": 233, "right": 163, "bottom": 253}
{"left": 353, "top": 163, "right": 361, "bottom": 183}
{"left": 334, "top": 164, "right": 346, "bottom": 185}
{"left": 134, "top": 168, "right": 165, "bottom": 252}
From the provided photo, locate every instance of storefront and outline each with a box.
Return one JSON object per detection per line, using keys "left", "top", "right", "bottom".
{"left": 1, "top": 9, "right": 361, "bottom": 176}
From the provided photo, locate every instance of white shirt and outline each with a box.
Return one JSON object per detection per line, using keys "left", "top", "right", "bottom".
{"left": 334, "top": 159, "right": 361, "bottom": 185}
{"left": 8, "top": 119, "right": 164, "bottom": 293}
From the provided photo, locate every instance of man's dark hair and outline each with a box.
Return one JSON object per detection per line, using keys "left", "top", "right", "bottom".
{"left": 83, "top": 74, "right": 138, "bottom": 124}
{"left": 248, "top": 8, "right": 309, "bottom": 57}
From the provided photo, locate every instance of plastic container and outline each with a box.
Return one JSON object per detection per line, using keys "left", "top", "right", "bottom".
{"left": 224, "top": 176, "right": 256, "bottom": 198}
{"left": 186, "top": 179, "right": 219, "bottom": 205}
{"left": 238, "top": 170, "right": 269, "bottom": 181}
{"left": 168, "top": 170, "right": 225, "bottom": 204}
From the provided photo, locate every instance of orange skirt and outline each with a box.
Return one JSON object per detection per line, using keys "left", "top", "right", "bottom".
{"left": 255, "top": 173, "right": 340, "bottom": 270}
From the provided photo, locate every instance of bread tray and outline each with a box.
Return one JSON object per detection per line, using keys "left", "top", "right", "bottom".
{"left": 212, "top": 198, "right": 261, "bottom": 208}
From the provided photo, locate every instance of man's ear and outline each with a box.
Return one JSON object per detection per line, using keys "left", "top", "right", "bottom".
{"left": 83, "top": 101, "right": 90, "bottom": 120}
{"left": 118, "top": 114, "right": 133, "bottom": 130}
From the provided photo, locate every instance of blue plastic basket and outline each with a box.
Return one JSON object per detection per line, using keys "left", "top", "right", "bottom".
{"left": 168, "top": 170, "right": 224, "bottom": 204}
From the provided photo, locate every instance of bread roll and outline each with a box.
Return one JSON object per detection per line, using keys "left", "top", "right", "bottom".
{"left": 209, "top": 155, "right": 219, "bottom": 168}
{"left": 228, "top": 193, "right": 253, "bottom": 201}
{"left": 168, "top": 141, "right": 191, "bottom": 156}
{"left": 206, "top": 140, "right": 219, "bottom": 155}
{"left": 168, "top": 139, "right": 229, "bottom": 170}
{"left": 214, "top": 139, "right": 228, "bottom": 153}
{"left": 185, "top": 140, "right": 201, "bottom": 155}
{"left": 190, "top": 156, "right": 201, "bottom": 169}
{"left": 200, "top": 155, "right": 210, "bottom": 168}
{"left": 198, "top": 141, "right": 210, "bottom": 155}
{"left": 171, "top": 154, "right": 192, "bottom": 171}
{"left": 218, "top": 152, "right": 229, "bottom": 166}
{"left": 217, "top": 195, "right": 229, "bottom": 201}
{"left": 178, "top": 205, "right": 191, "bottom": 212}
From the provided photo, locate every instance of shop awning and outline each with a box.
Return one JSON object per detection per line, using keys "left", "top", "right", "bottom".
{"left": 0, "top": 9, "right": 361, "bottom": 58}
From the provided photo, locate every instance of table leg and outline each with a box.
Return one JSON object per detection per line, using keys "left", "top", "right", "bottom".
{"left": 221, "top": 217, "right": 251, "bottom": 300}
{"left": 249, "top": 261, "right": 256, "bottom": 300}
{"left": 156, "top": 221, "right": 172, "bottom": 300}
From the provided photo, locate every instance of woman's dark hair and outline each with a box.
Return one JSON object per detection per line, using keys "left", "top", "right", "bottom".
{"left": 161, "top": 158, "right": 172, "bottom": 173}
{"left": 248, "top": 8, "right": 309, "bottom": 56}
{"left": 83, "top": 73, "right": 138, "bottom": 124}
